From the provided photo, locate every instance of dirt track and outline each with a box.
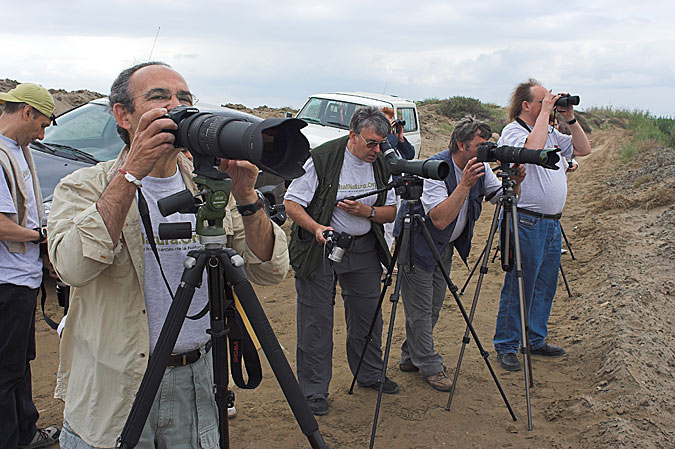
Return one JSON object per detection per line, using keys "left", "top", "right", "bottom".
{"left": 31, "top": 121, "right": 675, "bottom": 448}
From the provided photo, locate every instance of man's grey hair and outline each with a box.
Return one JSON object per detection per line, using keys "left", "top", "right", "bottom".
{"left": 449, "top": 116, "right": 492, "bottom": 153}
{"left": 349, "top": 106, "right": 391, "bottom": 138}
{"left": 109, "top": 61, "right": 171, "bottom": 145}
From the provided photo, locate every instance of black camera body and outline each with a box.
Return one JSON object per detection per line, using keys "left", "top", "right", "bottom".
{"left": 322, "top": 230, "right": 354, "bottom": 263}
{"left": 477, "top": 142, "right": 561, "bottom": 170}
{"left": 555, "top": 94, "right": 580, "bottom": 108}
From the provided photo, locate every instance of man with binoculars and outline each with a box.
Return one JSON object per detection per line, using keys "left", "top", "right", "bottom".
{"left": 285, "top": 106, "right": 399, "bottom": 416}
{"left": 493, "top": 79, "right": 591, "bottom": 372}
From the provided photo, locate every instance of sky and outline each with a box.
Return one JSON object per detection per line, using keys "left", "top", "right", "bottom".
{"left": 3, "top": 0, "right": 675, "bottom": 117}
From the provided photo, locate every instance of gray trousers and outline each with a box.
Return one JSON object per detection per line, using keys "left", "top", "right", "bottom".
{"left": 295, "top": 233, "right": 384, "bottom": 400}
{"left": 399, "top": 243, "right": 453, "bottom": 377}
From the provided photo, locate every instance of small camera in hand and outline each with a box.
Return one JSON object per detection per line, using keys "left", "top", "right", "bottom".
{"left": 322, "top": 230, "right": 354, "bottom": 263}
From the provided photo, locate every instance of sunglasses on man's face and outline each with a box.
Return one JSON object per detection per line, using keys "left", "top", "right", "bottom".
{"left": 358, "top": 134, "right": 387, "bottom": 148}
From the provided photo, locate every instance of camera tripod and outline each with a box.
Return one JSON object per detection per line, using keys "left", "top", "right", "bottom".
{"left": 116, "top": 173, "right": 327, "bottom": 449}
{"left": 459, "top": 219, "right": 576, "bottom": 298}
{"left": 346, "top": 175, "right": 516, "bottom": 449}
{"left": 446, "top": 166, "right": 537, "bottom": 430}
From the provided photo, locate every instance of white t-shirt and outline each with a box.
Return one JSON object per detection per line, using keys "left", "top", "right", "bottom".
{"left": 138, "top": 168, "right": 211, "bottom": 354}
{"left": 498, "top": 121, "right": 574, "bottom": 215}
{"left": 421, "top": 158, "right": 501, "bottom": 242}
{"left": 0, "top": 134, "right": 42, "bottom": 288}
{"left": 285, "top": 147, "right": 397, "bottom": 236}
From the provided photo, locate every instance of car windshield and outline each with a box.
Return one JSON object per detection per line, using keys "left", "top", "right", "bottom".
{"left": 43, "top": 102, "right": 124, "bottom": 161}
{"left": 297, "top": 98, "right": 365, "bottom": 129}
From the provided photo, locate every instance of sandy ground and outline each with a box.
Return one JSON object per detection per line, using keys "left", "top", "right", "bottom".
{"left": 30, "top": 108, "right": 675, "bottom": 448}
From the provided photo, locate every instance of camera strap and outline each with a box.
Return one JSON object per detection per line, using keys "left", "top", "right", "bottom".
{"left": 40, "top": 280, "right": 59, "bottom": 330}
{"left": 515, "top": 117, "right": 532, "bottom": 133}
{"left": 227, "top": 291, "right": 263, "bottom": 389}
{"left": 137, "top": 189, "right": 176, "bottom": 302}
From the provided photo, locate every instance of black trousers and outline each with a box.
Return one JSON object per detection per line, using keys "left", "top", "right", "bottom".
{"left": 0, "top": 283, "right": 39, "bottom": 448}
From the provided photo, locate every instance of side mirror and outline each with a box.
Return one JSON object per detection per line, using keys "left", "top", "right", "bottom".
{"left": 285, "top": 112, "right": 293, "bottom": 118}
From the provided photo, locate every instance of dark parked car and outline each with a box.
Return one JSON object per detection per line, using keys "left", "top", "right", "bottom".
{"left": 31, "top": 98, "right": 288, "bottom": 222}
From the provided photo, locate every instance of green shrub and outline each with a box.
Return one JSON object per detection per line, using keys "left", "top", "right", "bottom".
{"left": 417, "top": 98, "right": 440, "bottom": 106}
{"left": 438, "top": 96, "right": 492, "bottom": 121}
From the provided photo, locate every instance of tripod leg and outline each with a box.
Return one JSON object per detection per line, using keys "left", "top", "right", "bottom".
{"left": 414, "top": 215, "right": 516, "bottom": 422}
{"left": 559, "top": 263, "right": 573, "bottom": 297}
{"left": 369, "top": 261, "right": 404, "bottom": 449}
{"left": 349, "top": 236, "right": 401, "bottom": 394}
{"left": 118, "top": 253, "right": 207, "bottom": 449}
{"left": 447, "top": 201, "right": 502, "bottom": 411}
{"left": 367, "top": 216, "right": 413, "bottom": 449}
{"left": 206, "top": 255, "right": 233, "bottom": 448}
{"left": 459, "top": 244, "right": 486, "bottom": 295}
{"left": 509, "top": 206, "right": 534, "bottom": 430}
{"left": 560, "top": 224, "right": 575, "bottom": 260}
{"left": 221, "top": 250, "right": 328, "bottom": 449}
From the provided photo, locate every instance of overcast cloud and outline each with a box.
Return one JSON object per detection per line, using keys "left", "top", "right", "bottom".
{"left": 2, "top": 0, "right": 674, "bottom": 116}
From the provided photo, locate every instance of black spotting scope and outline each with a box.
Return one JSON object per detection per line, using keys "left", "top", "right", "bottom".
{"left": 381, "top": 141, "right": 450, "bottom": 180}
{"left": 477, "top": 142, "right": 561, "bottom": 170}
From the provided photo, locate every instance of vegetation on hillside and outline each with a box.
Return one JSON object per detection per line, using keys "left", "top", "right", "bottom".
{"left": 420, "top": 96, "right": 508, "bottom": 134}
{"left": 585, "top": 107, "right": 675, "bottom": 162}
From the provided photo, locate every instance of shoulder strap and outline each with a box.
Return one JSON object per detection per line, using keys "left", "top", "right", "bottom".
{"left": 515, "top": 117, "right": 531, "bottom": 132}
{"left": 137, "top": 189, "right": 175, "bottom": 300}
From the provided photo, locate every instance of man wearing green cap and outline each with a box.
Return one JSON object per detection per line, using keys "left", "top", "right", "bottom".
{"left": 0, "top": 83, "right": 60, "bottom": 449}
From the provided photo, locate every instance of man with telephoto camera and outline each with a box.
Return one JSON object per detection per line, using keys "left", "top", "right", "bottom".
{"left": 285, "top": 106, "right": 399, "bottom": 416}
{"left": 394, "top": 117, "right": 525, "bottom": 391}
{"left": 493, "top": 78, "right": 591, "bottom": 372}
{"left": 47, "top": 62, "right": 289, "bottom": 448}
{"left": 0, "top": 83, "right": 60, "bottom": 449}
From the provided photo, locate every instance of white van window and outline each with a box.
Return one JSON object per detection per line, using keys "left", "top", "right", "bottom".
{"left": 297, "top": 98, "right": 364, "bottom": 129}
{"left": 397, "top": 108, "right": 418, "bottom": 133}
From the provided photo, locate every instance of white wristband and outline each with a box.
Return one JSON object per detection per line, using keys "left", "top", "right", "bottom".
{"left": 118, "top": 169, "right": 142, "bottom": 188}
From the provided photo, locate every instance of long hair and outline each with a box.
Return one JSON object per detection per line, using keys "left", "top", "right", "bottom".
{"left": 508, "top": 78, "right": 540, "bottom": 122}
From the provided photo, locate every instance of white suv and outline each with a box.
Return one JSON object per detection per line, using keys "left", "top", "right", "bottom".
{"left": 296, "top": 92, "right": 422, "bottom": 158}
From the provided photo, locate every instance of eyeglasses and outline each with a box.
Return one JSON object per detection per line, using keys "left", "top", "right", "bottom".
{"left": 358, "top": 134, "right": 387, "bottom": 148}
{"left": 132, "top": 88, "right": 198, "bottom": 106}
{"left": 530, "top": 99, "right": 543, "bottom": 103}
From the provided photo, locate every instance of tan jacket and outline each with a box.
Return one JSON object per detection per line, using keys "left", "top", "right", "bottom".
{"left": 0, "top": 138, "right": 44, "bottom": 253}
{"left": 47, "top": 152, "right": 289, "bottom": 447}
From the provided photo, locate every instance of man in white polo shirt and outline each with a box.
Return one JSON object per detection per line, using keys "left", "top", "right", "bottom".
{"left": 493, "top": 79, "right": 591, "bottom": 372}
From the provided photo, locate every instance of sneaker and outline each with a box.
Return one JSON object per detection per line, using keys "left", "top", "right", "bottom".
{"left": 424, "top": 371, "right": 453, "bottom": 392}
{"left": 228, "top": 405, "right": 237, "bottom": 418}
{"left": 497, "top": 353, "right": 521, "bottom": 371}
{"left": 358, "top": 376, "right": 400, "bottom": 394}
{"left": 18, "top": 426, "right": 60, "bottom": 449}
{"left": 530, "top": 343, "right": 566, "bottom": 357}
{"left": 398, "top": 360, "right": 419, "bottom": 372}
{"left": 307, "top": 397, "right": 328, "bottom": 416}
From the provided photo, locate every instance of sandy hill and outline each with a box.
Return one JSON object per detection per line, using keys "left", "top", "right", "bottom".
{"left": 0, "top": 79, "right": 103, "bottom": 115}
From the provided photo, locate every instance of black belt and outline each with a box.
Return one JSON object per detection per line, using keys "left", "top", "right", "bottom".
{"left": 167, "top": 341, "right": 212, "bottom": 367}
{"left": 517, "top": 207, "right": 562, "bottom": 221}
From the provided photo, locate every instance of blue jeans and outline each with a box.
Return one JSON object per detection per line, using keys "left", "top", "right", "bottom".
{"left": 494, "top": 214, "right": 561, "bottom": 355}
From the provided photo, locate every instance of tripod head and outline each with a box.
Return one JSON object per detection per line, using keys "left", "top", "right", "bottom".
{"left": 156, "top": 172, "right": 233, "bottom": 244}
